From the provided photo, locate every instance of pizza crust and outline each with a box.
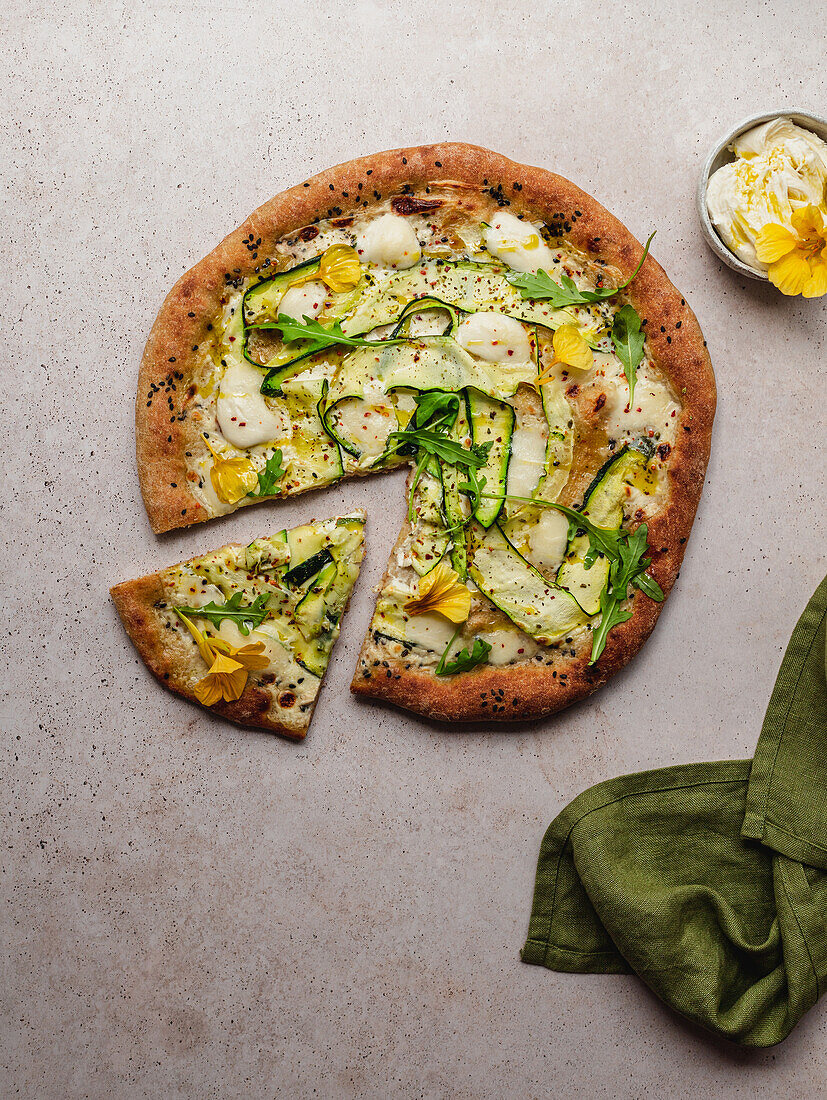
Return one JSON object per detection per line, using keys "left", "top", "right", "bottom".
{"left": 137, "top": 142, "right": 715, "bottom": 720}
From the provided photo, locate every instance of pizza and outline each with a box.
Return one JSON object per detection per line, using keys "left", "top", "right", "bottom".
{"left": 136, "top": 143, "right": 715, "bottom": 722}
{"left": 110, "top": 513, "right": 364, "bottom": 737}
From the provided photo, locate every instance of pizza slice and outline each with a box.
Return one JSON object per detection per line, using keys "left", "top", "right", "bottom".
{"left": 110, "top": 512, "right": 365, "bottom": 738}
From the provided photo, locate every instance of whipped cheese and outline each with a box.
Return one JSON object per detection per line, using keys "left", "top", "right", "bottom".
{"left": 706, "top": 117, "right": 827, "bottom": 271}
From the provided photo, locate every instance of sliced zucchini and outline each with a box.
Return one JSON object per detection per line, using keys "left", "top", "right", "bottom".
{"left": 295, "top": 560, "right": 338, "bottom": 640}
{"left": 410, "top": 458, "right": 450, "bottom": 576}
{"left": 439, "top": 399, "right": 472, "bottom": 579}
{"left": 466, "top": 388, "right": 515, "bottom": 527}
{"left": 284, "top": 548, "right": 333, "bottom": 588}
{"left": 556, "top": 446, "right": 650, "bottom": 614}
{"left": 341, "top": 259, "right": 588, "bottom": 339}
{"left": 245, "top": 532, "right": 289, "bottom": 572}
{"left": 243, "top": 257, "right": 323, "bottom": 325}
{"left": 468, "top": 523, "right": 589, "bottom": 646}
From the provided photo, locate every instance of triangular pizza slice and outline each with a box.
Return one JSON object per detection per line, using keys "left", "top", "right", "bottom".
{"left": 111, "top": 512, "right": 365, "bottom": 738}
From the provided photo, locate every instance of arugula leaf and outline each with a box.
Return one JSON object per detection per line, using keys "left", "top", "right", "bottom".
{"left": 611, "top": 304, "right": 645, "bottom": 407}
{"left": 249, "top": 450, "right": 285, "bottom": 498}
{"left": 174, "top": 592, "right": 271, "bottom": 636}
{"left": 588, "top": 586, "right": 634, "bottom": 665}
{"left": 388, "top": 427, "right": 490, "bottom": 470}
{"left": 250, "top": 313, "right": 405, "bottom": 354}
{"left": 506, "top": 231, "right": 655, "bottom": 307}
{"left": 435, "top": 632, "right": 492, "bottom": 676}
{"left": 412, "top": 390, "right": 460, "bottom": 432}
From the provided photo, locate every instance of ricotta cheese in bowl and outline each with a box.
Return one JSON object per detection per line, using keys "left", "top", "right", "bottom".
{"left": 701, "top": 113, "right": 827, "bottom": 295}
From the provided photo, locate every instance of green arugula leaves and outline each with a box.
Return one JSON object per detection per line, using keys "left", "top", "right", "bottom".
{"left": 611, "top": 305, "right": 645, "bottom": 408}
{"left": 435, "top": 632, "right": 492, "bottom": 676}
{"left": 174, "top": 592, "right": 271, "bottom": 636}
{"left": 505, "top": 232, "right": 655, "bottom": 308}
{"left": 587, "top": 523, "right": 662, "bottom": 663}
{"left": 386, "top": 391, "right": 491, "bottom": 522}
{"left": 249, "top": 450, "right": 285, "bottom": 498}
{"left": 251, "top": 314, "right": 405, "bottom": 355}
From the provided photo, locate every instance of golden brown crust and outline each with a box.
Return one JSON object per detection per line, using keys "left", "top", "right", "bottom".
{"left": 110, "top": 551, "right": 313, "bottom": 739}
{"left": 138, "top": 142, "right": 715, "bottom": 720}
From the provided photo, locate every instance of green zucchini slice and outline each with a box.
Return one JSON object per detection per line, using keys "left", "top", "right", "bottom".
{"left": 466, "top": 388, "right": 515, "bottom": 528}
{"left": 468, "top": 523, "right": 589, "bottom": 646}
{"left": 410, "top": 457, "right": 450, "bottom": 576}
{"left": 556, "top": 445, "right": 651, "bottom": 614}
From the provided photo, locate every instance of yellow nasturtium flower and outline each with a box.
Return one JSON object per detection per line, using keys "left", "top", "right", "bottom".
{"left": 755, "top": 204, "right": 827, "bottom": 298}
{"left": 176, "top": 611, "right": 270, "bottom": 705}
{"left": 202, "top": 435, "right": 258, "bottom": 504}
{"left": 318, "top": 244, "right": 362, "bottom": 293}
{"left": 404, "top": 560, "right": 471, "bottom": 624}
{"left": 537, "top": 323, "right": 594, "bottom": 383}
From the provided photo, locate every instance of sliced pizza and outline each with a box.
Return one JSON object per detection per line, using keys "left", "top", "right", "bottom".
{"left": 136, "top": 144, "right": 715, "bottom": 720}
{"left": 110, "top": 512, "right": 365, "bottom": 737}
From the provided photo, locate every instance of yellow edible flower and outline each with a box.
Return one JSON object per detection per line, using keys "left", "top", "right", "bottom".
{"left": 202, "top": 435, "right": 258, "bottom": 504}
{"left": 755, "top": 204, "right": 827, "bottom": 298}
{"left": 176, "top": 611, "right": 270, "bottom": 705}
{"left": 404, "top": 560, "right": 471, "bottom": 623}
{"left": 537, "top": 323, "right": 593, "bottom": 383}
{"left": 318, "top": 244, "right": 362, "bottom": 292}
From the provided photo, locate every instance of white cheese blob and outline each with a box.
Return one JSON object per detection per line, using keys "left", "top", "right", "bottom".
{"left": 356, "top": 213, "right": 421, "bottom": 269}
{"left": 217, "top": 360, "right": 291, "bottom": 448}
{"left": 506, "top": 409, "right": 548, "bottom": 500}
{"left": 456, "top": 312, "right": 532, "bottom": 364}
{"left": 333, "top": 397, "right": 395, "bottom": 465}
{"left": 483, "top": 210, "right": 556, "bottom": 272}
{"left": 525, "top": 508, "right": 569, "bottom": 575}
{"left": 477, "top": 630, "right": 537, "bottom": 665}
{"left": 277, "top": 280, "right": 326, "bottom": 321}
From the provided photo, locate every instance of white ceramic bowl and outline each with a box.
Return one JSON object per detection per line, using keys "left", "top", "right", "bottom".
{"left": 697, "top": 109, "right": 827, "bottom": 281}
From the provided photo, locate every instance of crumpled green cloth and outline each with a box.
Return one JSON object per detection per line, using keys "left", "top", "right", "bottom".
{"left": 522, "top": 574, "right": 827, "bottom": 1046}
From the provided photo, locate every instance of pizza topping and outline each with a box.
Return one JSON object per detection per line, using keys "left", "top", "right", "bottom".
{"left": 175, "top": 611, "right": 269, "bottom": 705}
{"left": 202, "top": 435, "right": 258, "bottom": 504}
{"left": 216, "top": 359, "right": 291, "bottom": 448}
{"left": 456, "top": 312, "right": 532, "bottom": 364}
{"left": 186, "top": 195, "right": 681, "bottom": 676}
{"left": 483, "top": 210, "right": 556, "bottom": 272}
{"left": 356, "top": 212, "right": 421, "bottom": 268}
{"left": 538, "top": 324, "right": 594, "bottom": 380}
{"left": 404, "top": 560, "right": 471, "bottom": 623}
{"left": 317, "top": 244, "right": 362, "bottom": 291}
{"left": 278, "top": 281, "right": 326, "bottom": 321}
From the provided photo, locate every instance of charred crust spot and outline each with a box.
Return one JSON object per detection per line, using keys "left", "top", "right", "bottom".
{"left": 278, "top": 691, "right": 296, "bottom": 709}
{"left": 298, "top": 225, "right": 319, "bottom": 242}
{"left": 657, "top": 443, "right": 672, "bottom": 461}
{"left": 330, "top": 216, "right": 354, "bottom": 228}
{"left": 594, "top": 392, "right": 606, "bottom": 412}
{"left": 391, "top": 195, "right": 444, "bottom": 216}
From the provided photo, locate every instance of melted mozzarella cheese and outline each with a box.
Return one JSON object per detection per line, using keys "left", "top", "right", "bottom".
{"left": 598, "top": 355, "right": 680, "bottom": 440}
{"left": 525, "top": 508, "right": 569, "bottom": 574}
{"left": 456, "top": 312, "right": 532, "bottom": 364}
{"left": 356, "top": 213, "right": 421, "bottom": 269}
{"left": 278, "top": 280, "right": 326, "bottom": 321}
{"left": 483, "top": 210, "right": 555, "bottom": 272}
{"left": 477, "top": 630, "right": 538, "bottom": 665}
{"left": 216, "top": 360, "right": 292, "bottom": 448}
{"left": 334, "top": 398, "right": 395, "bottom": 464}
{"left": 506, "top": 409, "right": 548, "bottom": 500}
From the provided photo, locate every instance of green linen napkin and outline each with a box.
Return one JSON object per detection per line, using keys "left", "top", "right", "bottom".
{"left": 522, "top": 574, "right": 827, "bottom": 1047}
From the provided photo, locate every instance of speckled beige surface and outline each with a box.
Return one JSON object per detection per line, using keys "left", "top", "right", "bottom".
{"left": 2, "top": 2, "right": 826, "bottom": 1097}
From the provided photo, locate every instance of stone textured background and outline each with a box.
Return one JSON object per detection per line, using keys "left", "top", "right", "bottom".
{"left": 2, "top": 1, "right": 826, "bottom": 1096}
